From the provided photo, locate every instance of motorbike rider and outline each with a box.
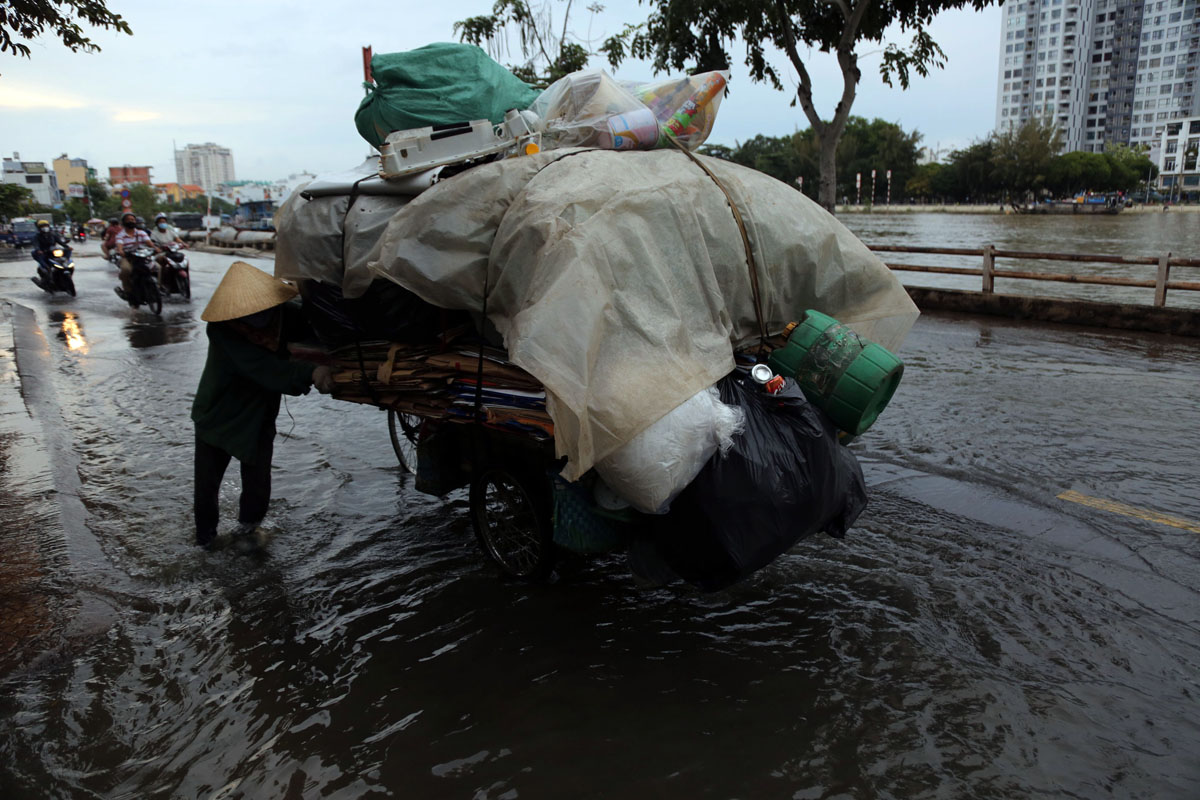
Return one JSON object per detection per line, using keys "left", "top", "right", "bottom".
{"left": 150, "top": 212, "right": 187, "bottom": 281}
{"left": 101, "top": 216, "right": 121, "bottom": 259}
{"left": 30, "top": 219, "right": 71, "bottom": 290}
{"left": 114, "top": 211, "right": 160, "bottom": 300}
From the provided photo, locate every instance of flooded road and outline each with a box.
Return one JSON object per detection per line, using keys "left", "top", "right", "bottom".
{"left": 1, "top": 241, "right": 1198, "bottom": 798}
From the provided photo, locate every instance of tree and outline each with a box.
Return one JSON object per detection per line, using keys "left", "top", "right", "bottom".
{"left": 62, "top": 198, "right": 91, "bottom": 222}
{"left": 455, "top": 0, "right": 598, "bottom": 88}
{"left": 943, "top": 140, "right": 998, "bottom": 202}
{"left": 176, "top": 195, "right": 235, "bottom": 214}
{"left": 1046, "top": 151, "right": 1109, "bottom": 196}
{"left": 127, "top": 183, "right": 157, "bottom": 221}
{"left": 1102, "top": 142, "right": 1157, "bottom": 191}
{"left": 991, "top": 117, "right": 1061, "bottom": 200}
{"left": 906, "top": 162, "right": 948, "bottom": 202}
{"left": 602, "top": 0, "right": 995, "bottom": 211}
{"left": 0, "top": 0, "right": 131, "bottom": 59}
{"left": 84, "top": 178, "right": 124, "bottom": 219}
{"left": 833, "top": 117, "right": 922, "bottom": 203}
{"left": 0, "top": 183, "right": 34, "bottom": 219}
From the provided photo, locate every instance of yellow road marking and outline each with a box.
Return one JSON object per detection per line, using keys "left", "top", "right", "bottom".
{"left": 1057, "top": 490, "right": 1200, "bottom": 533}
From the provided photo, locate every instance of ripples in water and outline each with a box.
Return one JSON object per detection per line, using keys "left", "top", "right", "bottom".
{"left": 1, "top": 258, "right": 1198, "bottom": 798}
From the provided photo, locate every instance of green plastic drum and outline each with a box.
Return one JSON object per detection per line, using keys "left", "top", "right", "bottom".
{"left": 767, "top": 310, "right": 904, "bottom": 435}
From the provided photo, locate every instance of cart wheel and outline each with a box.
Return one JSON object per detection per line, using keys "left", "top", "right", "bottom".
{"left": 387, "top": 408, "right": 419, "bottom": 474}
{"left": 470, "top": 465, "right": 556, "bottom": 581}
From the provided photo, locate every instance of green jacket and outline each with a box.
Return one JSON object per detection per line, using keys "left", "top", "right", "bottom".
{"left": 191, "top": 311, "right": 315, "bottom": 464}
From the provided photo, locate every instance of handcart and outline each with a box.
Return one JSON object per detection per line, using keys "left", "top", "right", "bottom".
{"left": 322, "top": 333, "right": 572, "bottom": 581}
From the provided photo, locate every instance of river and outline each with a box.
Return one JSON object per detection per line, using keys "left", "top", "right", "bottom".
{"left": 842, "top": 210, "right": 1200, "bottom": 309}
{"left": 0, "top": 232, "right": 1197, "bottom": 798}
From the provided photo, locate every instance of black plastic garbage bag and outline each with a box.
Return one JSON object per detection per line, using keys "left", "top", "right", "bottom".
{"left": 649, "top": 372, "right": 868, "bottom": 591}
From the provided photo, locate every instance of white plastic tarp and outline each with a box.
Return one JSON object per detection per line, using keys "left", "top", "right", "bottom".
{"left": 274, "top": 161, "right": 413, "bottom": 295}
{"left": 365, "top": 148, "right": 919, "bottom": 480}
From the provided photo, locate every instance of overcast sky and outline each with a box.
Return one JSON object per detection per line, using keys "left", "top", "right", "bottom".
{"left": 0, "top": 0, "right": 1002, "bottom": 184}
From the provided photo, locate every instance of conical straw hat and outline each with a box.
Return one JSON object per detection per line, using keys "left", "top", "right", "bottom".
{"left": 201, "top": 261, "right": 298, "bottom": 322}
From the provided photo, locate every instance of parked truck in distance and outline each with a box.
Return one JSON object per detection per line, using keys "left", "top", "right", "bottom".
{"left": 8, "top": 218, "right": 39, "bottom": 247}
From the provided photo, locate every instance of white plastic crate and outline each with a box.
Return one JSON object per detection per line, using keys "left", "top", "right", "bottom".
{"left": 378, "top": 111, "right": 541, "bottom": 179}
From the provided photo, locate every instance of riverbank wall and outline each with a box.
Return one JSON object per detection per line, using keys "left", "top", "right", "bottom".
{"left": 836, "top": 203, "right": 1200, "bottom": 214}
{"left": 906, "top": 287, "right": 1200, "bottom": 337}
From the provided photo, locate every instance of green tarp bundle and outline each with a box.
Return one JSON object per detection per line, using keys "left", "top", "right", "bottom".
{"left": 355, "top": 43, "right": 541, "bottom": 148}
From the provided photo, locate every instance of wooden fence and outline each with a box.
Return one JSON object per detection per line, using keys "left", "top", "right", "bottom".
{"left": 869, "top": 245, "right": 1200, "bottom": 307}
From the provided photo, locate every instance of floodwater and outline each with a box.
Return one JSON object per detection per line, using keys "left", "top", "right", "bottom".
{"left": 843, "top": 210, "right": 1200, "bottom": 309}
{"left": 1, "top": 238, "right": 1198, "bottom": 798}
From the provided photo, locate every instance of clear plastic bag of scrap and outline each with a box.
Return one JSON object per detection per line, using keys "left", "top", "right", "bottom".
{"left": 528, "top": 68, "right": 729, "bottom": 152}
{"left": 623, "top": 70, "right": 729, "bottom": 149}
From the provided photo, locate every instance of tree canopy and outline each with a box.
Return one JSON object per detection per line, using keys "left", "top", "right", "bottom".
{"left": 0, "top": 0, "right": 131, "bottom": 59}
{"left": 602, "top": 0, "right": 996, "bottom": 210}
{"left": 455, "top": 0, "right": 597, "bottom": 88}
{"left": 701, "top": 117, "right": 1157, "bottom": 204}
{"left": 908, "top": 123, "right": 1158, "bottom": 204}
{"left": 0, "top": 183, "right": 35, "bottom": 219}
{"left": 704, "top": 117, "right": 922, "bottom": 204}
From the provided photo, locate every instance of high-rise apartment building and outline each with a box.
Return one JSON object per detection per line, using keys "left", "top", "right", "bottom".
{"left": 174, "top": 143, "right": 235, "bottom": 194}
{"left": 995, "top": 0, "right": 1200, "bottom": 153}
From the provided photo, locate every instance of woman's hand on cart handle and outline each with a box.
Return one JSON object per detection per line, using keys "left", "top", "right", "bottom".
{"left": 312, "top": 366, "right": 335, "bottom": 394}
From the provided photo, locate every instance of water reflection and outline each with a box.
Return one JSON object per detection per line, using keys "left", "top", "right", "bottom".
{"left": 123, "top": 314, "right": 195, "bottom": 349}
{"left": 48, "top": 311, "right": 88, "bottom": 354}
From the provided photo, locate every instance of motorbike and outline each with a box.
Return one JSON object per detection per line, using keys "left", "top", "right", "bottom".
{"left": 158, "top": 242, "right": 191, "bottom": 300}
{"left": 33, "top": 246, "right": 77, "bottom": 297}
{"left": 74, "top": 229, "right": 87, "bottom": 242}
{"left": 118, "top": 246, "right": 162, "bottom": 315}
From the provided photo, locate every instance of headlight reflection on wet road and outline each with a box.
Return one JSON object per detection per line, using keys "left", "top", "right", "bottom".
{"left": 58, "top": 311, "right": 87, "bottom": 354}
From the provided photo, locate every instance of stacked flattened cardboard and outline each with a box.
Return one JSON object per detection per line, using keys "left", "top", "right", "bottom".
{"left": 328, "top": 333, "right": 554, "bottom": 440}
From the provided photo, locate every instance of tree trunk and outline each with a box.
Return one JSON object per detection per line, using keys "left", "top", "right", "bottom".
{"left": 817, "top": 131, "right": 839, "bottom": 212}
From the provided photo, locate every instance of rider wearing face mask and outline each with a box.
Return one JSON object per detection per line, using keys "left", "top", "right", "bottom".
{"left": 113, "top": 211, "right": 159, "bottom": 300}
{"left": 150, "top": 212, "right": 187, "bottom": 278}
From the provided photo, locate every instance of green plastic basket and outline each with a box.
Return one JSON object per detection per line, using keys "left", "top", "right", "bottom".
{"left": 767, "top": 310, "right": 904, "bottom": 435}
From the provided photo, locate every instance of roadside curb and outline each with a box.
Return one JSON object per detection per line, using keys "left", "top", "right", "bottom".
{"left": 0, "top": 301, "right": 65, "bottom": 674}
{"left": 0, "top": 301, "right": 118, "bottom": 677}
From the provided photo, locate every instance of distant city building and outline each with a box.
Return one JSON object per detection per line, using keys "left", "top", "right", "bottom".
{"left": 2, "top": 152, "right": 62, "bottom": 207}
{"left": 153, "top": 183, "right": 205, "bottom": 204}
{"left": 175, "top": 143, "right": 235, "bottom": 194}
{"left": 109, "top": 165, "right": 153, "bottom": 185}
{"left": 1156, "top": 114, "right": 1200, "bottom": 195}
{"left": 278, "top": 171, "right": 317, "bottom": 201}
{"left": 217, "top": 172, "right": 316, "bottom": 207}
{"left": 53, "top": 154, "right": 90, "bottom": 200}
{"left": 995, "top": 0, "right": 1200, "bottom": 153}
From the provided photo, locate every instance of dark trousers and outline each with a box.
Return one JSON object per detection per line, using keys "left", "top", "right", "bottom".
{"left": 32, "top": 251, "right": 51, "bottom": 280}
{"left": 194, "top": 425, "right": 275, "bottom": 542}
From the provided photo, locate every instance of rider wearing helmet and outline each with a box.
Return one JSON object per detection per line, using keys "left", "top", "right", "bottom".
{"left": 151, "top": 212, "right": 188, "bottom": 283}
{"left": 31, "top": 219, "right": 71, "bottom": 290}
{"left": 114, "top": 211, "right": 160, "bottom": 300}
